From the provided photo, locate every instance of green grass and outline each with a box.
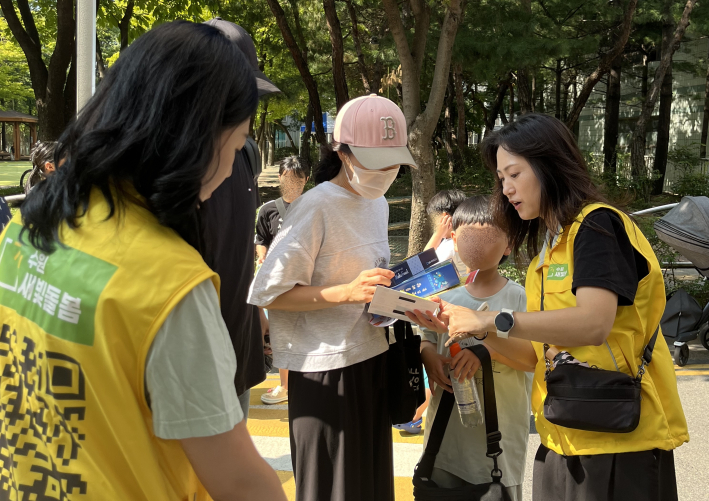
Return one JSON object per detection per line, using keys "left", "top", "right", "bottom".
{"left": 0, "top": 161, "right": 31, "bottom": 187}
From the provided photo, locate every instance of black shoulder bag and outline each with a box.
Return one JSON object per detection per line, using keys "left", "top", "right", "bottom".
{"left": 541, "top": 279, "right": 660, "bottom": 433}
{"left": 387, "top": 321, "right": 426, "bottom": 425}
{"left": 413, "top": 344, "right": 512, "bottom": 501}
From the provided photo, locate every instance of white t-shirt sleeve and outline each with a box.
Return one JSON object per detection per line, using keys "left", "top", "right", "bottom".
{"left": 248, "top": 203, "right": 321, "bottom": 308}
{"left": 146, "top": 279, "right": 243, "bottom": 440}
{"left": 435, "top": 238, "right": 456, "bottom": 262}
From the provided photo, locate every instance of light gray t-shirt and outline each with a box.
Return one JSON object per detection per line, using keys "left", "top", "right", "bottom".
{"left": 146, "top": 279, "right": 243, "bottom": 440}
{"left": 247, "top": 181, "right": 391, "bottom": 372}
{"left": 421, "top": 280, "right": 532, "bottom": 487}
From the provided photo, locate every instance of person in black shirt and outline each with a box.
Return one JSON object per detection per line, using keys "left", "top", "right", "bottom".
{"left": 199, "top": 18, "right": 282, "bottom": 420}
{"left": 255, "top": 156, "right": 309, "bottom": 264}
{"left": 255, "top": 155, "right": 309, "bottom": 404}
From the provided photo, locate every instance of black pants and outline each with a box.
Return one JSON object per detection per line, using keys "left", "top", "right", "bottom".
{"left": 533, "top": 444, "right": 678, "bottom": 501}
{"left": 288, "top": 352, "right": 394, "bottom": 501}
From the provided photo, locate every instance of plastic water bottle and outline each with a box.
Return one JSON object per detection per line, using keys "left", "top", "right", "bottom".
{"left": 448, "top": 342, "right": 484, "bottom": 428}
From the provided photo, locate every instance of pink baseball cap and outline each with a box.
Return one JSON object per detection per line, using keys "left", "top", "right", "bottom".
{"left": 334, "top": 94, "right": 418, "bottom": 170}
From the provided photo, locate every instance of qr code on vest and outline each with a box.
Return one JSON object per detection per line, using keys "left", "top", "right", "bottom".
{"left": 0, "top": 323, "right": 87, "bottom": 499}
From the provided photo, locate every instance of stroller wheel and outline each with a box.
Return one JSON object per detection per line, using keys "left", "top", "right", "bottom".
{"left": 674, "top": 344, "right": 689, "bottom": 367}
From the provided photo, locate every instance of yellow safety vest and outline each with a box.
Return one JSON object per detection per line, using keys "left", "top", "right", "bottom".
{"left": 526, "top": 203, "right": 689, "bottom": 456}
{"left": 0, "top": 190, "right": 218, "bottom": 500}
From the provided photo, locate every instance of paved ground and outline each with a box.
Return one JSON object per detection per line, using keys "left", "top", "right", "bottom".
{"left": 250, "top": 340, "right": 709, "bottom": 500}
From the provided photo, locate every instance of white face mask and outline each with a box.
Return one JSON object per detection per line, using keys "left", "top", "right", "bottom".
{"left": 347, "top": 163, "right": 400, "bottom": 199}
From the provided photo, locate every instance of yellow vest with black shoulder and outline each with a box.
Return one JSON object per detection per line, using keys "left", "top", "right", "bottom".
{"left": 0, "top": 190, "right": 218, "bottom": 500}
{"left": 526, "top": 203, "right": 689, "bottom": 456}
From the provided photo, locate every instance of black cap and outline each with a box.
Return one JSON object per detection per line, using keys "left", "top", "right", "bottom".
{"left": 205, "top": 18, "right": 282, "bottom": 97}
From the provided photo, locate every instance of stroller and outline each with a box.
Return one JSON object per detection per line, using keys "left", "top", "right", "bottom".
{"left": 654, "top": 196, "right": 709, "bottom": 366}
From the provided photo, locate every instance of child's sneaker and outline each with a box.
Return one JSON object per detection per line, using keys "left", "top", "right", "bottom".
{"left": 393, "top": 418, "right": 423, "bottom": 434}
{"left": 261, "top": 385, "right": 288, "bottom": 404}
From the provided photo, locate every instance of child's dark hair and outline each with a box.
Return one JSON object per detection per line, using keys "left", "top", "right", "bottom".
{"left": 314, "top": 141, "right": 351, "bottom": 184}
{"left": 453, "top": 196, "right": 509, "bottom": 265}
{"left": 279, "top": 155, "right": 309, "bottom": 179}
{"left": 30, "top": 141, "right": 57, "bottom": 171}
{"left": 426, "top": 189, "right": 467, "bottom": 216}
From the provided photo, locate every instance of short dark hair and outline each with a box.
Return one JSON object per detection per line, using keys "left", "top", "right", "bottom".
{"left": 426, "top": 189, "right": 467, "bottom": 216}
{"left": 21, "top": 21, "right": 258, "bottom": 253}
{"left": 453, "top": 196, "right": 509, "bottom": 265}
{"left": 452, "top": 196, "right": 497, "bottom": 230}
{"left": 279, "top": 155, "right": 309, "bottom": 179}
{"left": 30, "top": 141, "right": 57, "bottom": 170}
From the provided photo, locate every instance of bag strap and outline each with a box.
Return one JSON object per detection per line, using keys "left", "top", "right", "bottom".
{"left": 275, "top": 197, "right": 289, "bottom": 220}
{"left": 414, "top": 344, "right": 503, "bottom": 483}
{"left": 540, "top": 268, "right": 660, "bottom": 381}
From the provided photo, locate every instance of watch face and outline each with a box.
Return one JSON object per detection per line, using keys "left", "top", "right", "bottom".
{"left": 495, "top": 312, "right": 514, "bottom": 332}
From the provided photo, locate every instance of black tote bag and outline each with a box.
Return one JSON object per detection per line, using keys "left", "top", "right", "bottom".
{"left": 413, "top": 344, "right": 512, "bottom": 501}
{"left": 387, "top": 321, "right": 426, "bottom": 425}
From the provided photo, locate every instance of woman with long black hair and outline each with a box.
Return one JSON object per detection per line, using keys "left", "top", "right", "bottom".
{"left": 0, "top": 21, "right": 285, "bottom": 501}
{"left": 410, "top": 113, "right": 688, "bottom": 501}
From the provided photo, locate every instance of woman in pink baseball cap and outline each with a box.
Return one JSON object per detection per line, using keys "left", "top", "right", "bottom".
{"left": 249, "top": 94, "right": 417, "bottom": 501}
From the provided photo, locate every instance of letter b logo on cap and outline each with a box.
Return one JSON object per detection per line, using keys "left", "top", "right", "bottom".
{"left": 380, "top": 117, "right": 396, "bottom": 140}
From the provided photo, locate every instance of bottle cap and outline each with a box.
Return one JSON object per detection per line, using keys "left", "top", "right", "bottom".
{"left": 449, "top": 342, "right": 462, "bottom": 357}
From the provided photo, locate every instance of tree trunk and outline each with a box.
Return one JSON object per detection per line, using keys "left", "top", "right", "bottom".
{"left": 63, "top": 53, "right": 76, "bottom": 127}
{"left": 323, "top": 0, "right": 349, "bottom": 110}
{"left": 517, "top": 69, "right": 532, "bottom": 114}
{"left": 565, "top": 0, "right": 638, "bottom": 130}
{"left": 555, "top": 59, "right": 562, "bottom": 119}
{"left": 0, "top": 0, "right": 75, "bottom": 140}
{"left": 603, "top": 55, "right": 622, "bottom": 173}
{"left": 562, "top": 81, "right": 570, "bottom": 122}
{"left": 700, "top": 44, "right": 709, "bottom": 158}
{"left": 300, "top": 103, "right": 313, "bottom": 172}
{"left": 444, "top": 82, "right": 455, "bottom": 175}
{"left": 483, "top": 78, "right": 511, "bottom": 137}
{"left": 268, "top": 123, "right": 276, "bottom": 167}
{"left": 509, "top": 82, "right": 515, "bottom": 122}
{"left": 260, "top": 122, "right": 269, "bottom": 168}
{"left": 517, "top": 0, "right": 533, "bottom": 114}
{"left": 631, "top": 0, "right": 697, "bottom": 176}
{"left": 383, "top": 0, "right": 463, "bottom": 255}
{"left": 267, "top": 0, "right": 327, "bottom": 144}
{"left": 653, "top": 6, "right": 675, "bottom": 195}
{"left": 344, "top": 0, "right": 371, "bottom": 93}
{"left": 96, "top": 35, "right": 107, "bottom": 82}
{"left": 453, "top": 63, "right": 466, "bottom": 151}
{"left": 274, "top": 120, "right": 296, "bottom": 149}
{"left": 119, "top": 0, "right": 135, "bottom": 52}
{"left": 538, "top": 74, "right": 545, "bottom": 113}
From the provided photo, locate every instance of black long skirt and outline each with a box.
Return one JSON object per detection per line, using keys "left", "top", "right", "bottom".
{"left": 288, "top": 351, "right": 394, "bottom": 501}
{"left": 533, "top": 443, "right": 678, "bottom": 501}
